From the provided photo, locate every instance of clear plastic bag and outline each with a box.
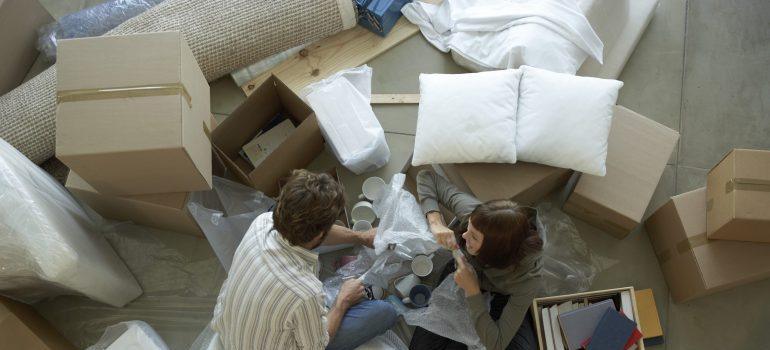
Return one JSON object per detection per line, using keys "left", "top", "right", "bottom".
{"left": 357, "top": 330, "right": 409, "bottom": 350}
{"left": 187, "top": 177, "right": 275, "bottom": 272}
{"left": 302, "top": 65, "right": 390, "bottom": 175}
{"left": 37, "top": 0, "right": 165, "bottom": 62}
{"left": 537, "top": 203, "right": 617, "bottom": 296}
{"left": 86, "top": 320, "right": 169, "bottom": 350}
{"left": 0, "top": 138, "right": 141, "bottom": 307}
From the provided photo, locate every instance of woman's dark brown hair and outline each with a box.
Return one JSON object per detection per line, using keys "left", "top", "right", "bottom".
{"left": 462, "top": 200, "right": 543, "bottom": 269}
{"left": 273, "top": 170, "right": 345, "bottom": 246}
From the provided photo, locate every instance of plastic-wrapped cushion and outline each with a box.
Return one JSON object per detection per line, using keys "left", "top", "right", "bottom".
{"left": 86, "top": 320, "right": 169, "bottom": 350}
{"left": 372, "top": 174, "right": 440, "bottom": 258}
{"left": 37, "top": 0, "right": 165, "bottom": 62}
{"left": 303, "top": 65, "right": 390, "bottom": 175}
{"left": 0, "top": 138, "right": 141, "bottom": 307}
{"left": 187, "top": 177, "right": 275, "bottom": 272}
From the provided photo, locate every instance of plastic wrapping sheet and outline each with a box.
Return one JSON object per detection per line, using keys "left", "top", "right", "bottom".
{"left": 372, "top": 174, "right": 440, "bottom": 258}
{"left": 86, "top": 320, "right": 169, "bottom": 350}
{"left": 358, "top": 330, "right": 409, "bottom": 350}
{"left": 302, "top": 65, "right": 390, "bottom": 175}
{"left": 0, "top": 138, "right": 141, "bottom": 307}
{"left": 34, "top": 222, "right": 226, "bottom": 349}
{"left": 187, "top": 176, "right": 275, "bottom": 272}
{"left": 37, "top": 0, "right": 165, "bottom": 62}
{"left": 537, "top": 203, "right": 617, "bottom": 295}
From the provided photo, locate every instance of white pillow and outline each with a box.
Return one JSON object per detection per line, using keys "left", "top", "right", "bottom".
{"left": 516, "top": 66, "right": 623, "bottom": 176}
{"left": 412, "top": 69, "right": 521, "bottom": 166}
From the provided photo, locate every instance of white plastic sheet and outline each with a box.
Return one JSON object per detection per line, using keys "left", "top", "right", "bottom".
{"left": 402, "top": 0, "right": 603, "bottom": 74}
{"left": 187, "top": 177, "right": 275, "bottom": 272}
{"left": 0, "top": 138, "right": 141, "bottom": 307}
{"left": 302, "top": 65, "right": 390, "bottom": 175}
{"left": 86, "top": 320, "right": 169, "bottom": 350}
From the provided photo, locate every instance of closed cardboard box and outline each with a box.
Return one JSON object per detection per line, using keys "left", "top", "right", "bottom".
{"left": 212, "top": 75, "right": 324, "bottom": 197}
{"left": 0, "top": 296, "right": 74, "bottom": 350}
{"left": 645, "top": 187, "right": 770, "bottom": 303}
{"left": 0, "top": 0, "right": 52, "bottom": 95}
{"left": 706, "top": 149, "right": 770, "bottom": 243}
{"left": 438, "top": 162, "right": 573, "bottom": 206}
{"left": 56, "top": 31, "right": 212, "bottom": 196}
{"left": 564, "top": 106, "right": 679, "bottom": 238}
{"left": 66, "top": 171, "right": 203, "bottom": 237}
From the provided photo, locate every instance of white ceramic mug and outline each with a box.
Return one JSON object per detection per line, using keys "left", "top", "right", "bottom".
{"left": 352, "top": 220, "right": 372, "bottom": 232}
{"left": 351, "top": 201, "right": 377, "bottom": 224}
{"left": 411, "top": 254, "right": 434, "bottom": 277}
{"left": 394, "top": 274, "right": 420, "bottom": 297}
{"left": 362, "top": 176, "right": 386, "bottom": 201}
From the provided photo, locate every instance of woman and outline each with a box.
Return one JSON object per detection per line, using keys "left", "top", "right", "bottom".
{"left": 409, "top": 170, "right": 543, "bottom": 350}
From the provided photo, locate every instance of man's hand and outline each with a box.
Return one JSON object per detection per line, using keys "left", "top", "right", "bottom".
{"left": 357, "top": 228, "right": 376, "bottom": 248}
{"left": 454, "top": 256, "right": 481, "bottom": 297}
{"left": 335, "top": 279, "right": 365, "bottom": 310}
{"left": 430, "top": 223, "right": 458, "bottom": 250}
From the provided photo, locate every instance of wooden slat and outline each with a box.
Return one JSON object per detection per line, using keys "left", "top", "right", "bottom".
{"left": 240, "top": 1, "right": 442, "bottom": 96}
{"left": 370, "top": 93, "right": 420, "bottom": 104}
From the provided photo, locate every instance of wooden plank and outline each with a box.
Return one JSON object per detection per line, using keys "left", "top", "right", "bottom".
{"left": 240, "top": 1, "right": 442, "bottom": 96}
{"left": 370, "top": 93, "right": 420, "bottom": 104}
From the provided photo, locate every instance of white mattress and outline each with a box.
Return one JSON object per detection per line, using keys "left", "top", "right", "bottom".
{"left": 577, "top": 0, "right": 659, "bottom": 78}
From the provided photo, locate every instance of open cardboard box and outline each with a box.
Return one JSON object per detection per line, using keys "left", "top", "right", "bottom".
{"left": 212, "top": 75, "right": 324, "bottom": 197}
{"left": 0, "top": 296, "right": 74, "bottom": 350}
{"left": 532, "top": 287, "right": 643, "bottom": 350}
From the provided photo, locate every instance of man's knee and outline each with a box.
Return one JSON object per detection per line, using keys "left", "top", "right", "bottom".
{"left": 369, "top": 300, "right": 398, "bottom": 328}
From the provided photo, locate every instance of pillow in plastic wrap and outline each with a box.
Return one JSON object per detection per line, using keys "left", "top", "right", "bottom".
{"left": 86, "top": 320, "right": 168, "bottom": 350}
{"left": 0, "top": 138, "right": 141, "bottom": 307}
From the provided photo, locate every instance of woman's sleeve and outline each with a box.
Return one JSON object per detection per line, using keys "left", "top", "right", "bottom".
{"left": 415, "top": 169, "right": 481, "bottom": 219}
{"left": 466, "top": 279, "right": 540, "bottom": 350}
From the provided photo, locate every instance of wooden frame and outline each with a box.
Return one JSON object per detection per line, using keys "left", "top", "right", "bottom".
{"left": 531, "top": 287, "right": 644, "bottom": 350}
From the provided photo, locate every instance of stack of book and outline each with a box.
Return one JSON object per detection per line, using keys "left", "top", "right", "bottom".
{"left": 534, "top": 288, "right": 644, "bottom": 350}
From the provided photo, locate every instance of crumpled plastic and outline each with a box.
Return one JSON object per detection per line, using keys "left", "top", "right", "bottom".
{"left": 37, "top": 0, "right": 165, "bottom": 62}
{"left": 187, "top": 176, "right": 275, "bottom": 272}
{"left": 372, "top": 174, "right": 440, "bottom": 258}
{"left": 86, "top": 320, "right": 169, "bottom": 350}
{"left": 302, "top": 65, "right": 391, "bottom": 175}
{"left": 0, "top": 138, "right": 141, "bottom": 307}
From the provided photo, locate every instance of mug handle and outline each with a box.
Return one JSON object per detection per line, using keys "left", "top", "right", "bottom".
{"left": 402, "top": 297, "right": 411, "bottom": 304}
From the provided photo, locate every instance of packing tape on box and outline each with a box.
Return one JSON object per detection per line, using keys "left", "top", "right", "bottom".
{"left": 725, "top": 178, "right": 770, "bottom": 194}
{"left": 57, "top": 83, "right": 192, "bottom": 108}
{"left": 656, "top": 232, "right": 710, "bottom": 264}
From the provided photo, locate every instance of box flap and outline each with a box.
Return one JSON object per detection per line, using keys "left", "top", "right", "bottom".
{"left": 57, "top": 31, "right": 183, "bottom": 91}
{"left": 572, "top": 105, "right": 679, "bottom": 223}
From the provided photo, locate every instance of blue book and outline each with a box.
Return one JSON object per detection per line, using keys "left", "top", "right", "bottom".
{"left": 587, "top": 309, "right": 637, "bottom": 350}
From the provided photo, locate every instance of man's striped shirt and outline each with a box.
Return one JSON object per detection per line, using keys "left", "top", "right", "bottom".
{"left": 211, "top": 213, "right": 329, "bottom": 349}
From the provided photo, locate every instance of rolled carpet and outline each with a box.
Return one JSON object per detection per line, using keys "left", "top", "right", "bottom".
{"left": 0, "top": 0, "right": 356, "bottom": 164}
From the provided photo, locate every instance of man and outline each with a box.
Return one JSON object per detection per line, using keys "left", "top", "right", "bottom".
{"left": 211, "top": 170, "right": 397, "bottom": 349}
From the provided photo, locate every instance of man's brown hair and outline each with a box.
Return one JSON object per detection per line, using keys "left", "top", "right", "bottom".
{"left": 462, "top": 200, "right": 543, "bottom": 269}
{"left": 273, "top": 170, "right": 346, "bottom": 246}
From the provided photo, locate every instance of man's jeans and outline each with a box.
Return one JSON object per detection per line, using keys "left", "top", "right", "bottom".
{"left": 326, "top": 300, "right": 398, "bottom": 350}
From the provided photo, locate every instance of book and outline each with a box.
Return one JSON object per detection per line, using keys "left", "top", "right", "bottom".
{"left": 586, "top": 309, "right": 638, "bottom": 350}
{"left": 623, "top": 328, "right": 643, "bottom": 350}
{"left": 558, "top": 299, "right": 615, "bottom": 350}
{"left": 620, "top": 291, "right": 634, "bottom": 322}
{"left": 634, "top": 289, "right": 664, "bottom": 346}
{"left": 550, "top": 305, "right": 565, "bottom": 350}
{"left": 542, "top": 307, "right": 555, "bottom": 350}
{"left": 241, "top": 118, "right": 295, "bottom": 168}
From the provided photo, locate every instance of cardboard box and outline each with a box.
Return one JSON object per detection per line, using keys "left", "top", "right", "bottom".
{"left": 0, "top": 296, "right": 74, "bottom": 350}
{"left": 0, "top": 0, "right": 52, "bottom": 95}
{"left": 66, "top": 171, "right": 203, "bottom": 237}
{"left": 564, "top": 106, "right": 679, "bottom": 238}
{"left": 438, "top": 162, "right": 573, "bottom": 206}
{"left": 531, "top": 287, "right": 643, "bottom": 350}
{"left": 645, "top": 187, "right": 770, "bottom": 303}
{"left": 634, "top": 289, "right": 663, "bottom": 346}
{"left": 56, "top": 31, "right": 212, "bottom": 196}
{"left": 212, "top": 75, "right": 324, "bottom": 197}
{"left": 706, "top": 149, "right": 770, "bottom": 243}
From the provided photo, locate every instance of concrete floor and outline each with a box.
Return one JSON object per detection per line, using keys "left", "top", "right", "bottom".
{"left": 29, "top": 0, "right": 770, "bottom": 349}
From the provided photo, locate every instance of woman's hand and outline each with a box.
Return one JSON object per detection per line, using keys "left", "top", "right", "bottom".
{"left": 430, "top": 223, "right": 458, "bottom": 250}
{"left": 454, "top": 256, "right": 481, "bottom": 297}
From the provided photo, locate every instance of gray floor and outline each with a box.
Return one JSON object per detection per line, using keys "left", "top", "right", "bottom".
{"left": 29, "top": 0, "right": 770, "bottom": 349}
